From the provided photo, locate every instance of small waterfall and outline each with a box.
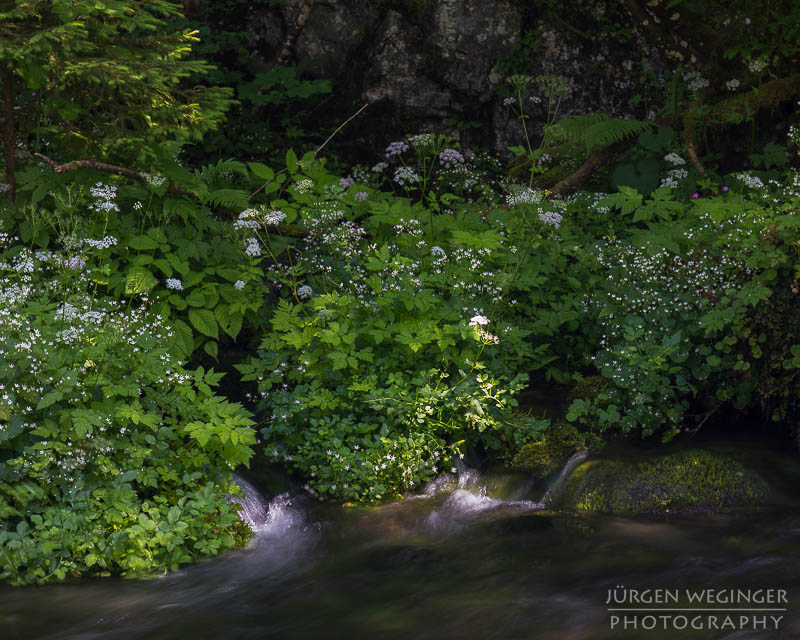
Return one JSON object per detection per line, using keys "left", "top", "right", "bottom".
{"left": 230, "top": 475, "right": 270, "bottom": 529}
{"left": 533, "top": 450, "right": 589, "bottom": 509}
{"left": 415, "top": 451, "right": 589, "bottom": 534}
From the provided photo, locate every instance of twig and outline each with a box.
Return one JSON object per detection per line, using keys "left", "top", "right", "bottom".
{"left": 686, "top": 403, "right": 721, "bottom": 436}
{"left": 249, "top": 102, "right": 370, "bottom": 199}
{"left": 314, "top": 102, "right": 369, "bottom": 156}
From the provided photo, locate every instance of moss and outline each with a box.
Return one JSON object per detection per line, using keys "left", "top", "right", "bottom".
{"left": 567, "top": 375, "right": 612, "bottom": 405}
{"left": 512, "top": 421, "right": 602, "bottom": 478}
{"left": 566, "top": 449, "right": 771, "bottom": 516}
{"left": 710, "top": 75, "right": 800, "bottom": 124}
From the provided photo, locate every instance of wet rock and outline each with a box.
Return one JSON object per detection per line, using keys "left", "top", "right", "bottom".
{"left": 562, "top": 449, "right": 772, "bottom": 516}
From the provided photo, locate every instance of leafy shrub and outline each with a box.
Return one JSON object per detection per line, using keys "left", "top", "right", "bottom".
{"left": 567, "top": 176, "right": 800, "bottom": 440}
{"left": 0, "top": 241, "right": 256, "bottom": 584}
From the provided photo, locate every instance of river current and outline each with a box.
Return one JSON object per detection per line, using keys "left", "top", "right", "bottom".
{"left": 3, "top": 452, "right": 799, "bottom": 639}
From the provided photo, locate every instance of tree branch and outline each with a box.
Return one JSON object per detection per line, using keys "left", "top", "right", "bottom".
{"left": 549, "top": 139, "right": 635, "bottom": 196}
{"left": 34, "top": 153, "right": 189, "bottom": 195}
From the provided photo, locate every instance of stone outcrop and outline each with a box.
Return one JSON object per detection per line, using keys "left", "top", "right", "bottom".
{"left": 243, "top": 1, "right": 667, "bottom": 157}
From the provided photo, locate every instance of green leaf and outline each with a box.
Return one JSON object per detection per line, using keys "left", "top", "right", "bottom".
{"left": 172, "top": 319, "right": 194, "bottom": 358}
{"left": 128, "top": 235, "right": 159, "bottom": 251}
{"left": 188, "top": 309, "right": 219, "bottom": 339}
{"left": 248, "top": 162, "right": 274, "bottom": 181}
{"left": 125, "top": 267, "right": 157, "bottom": 294}
{"left": 204, "top": 341, "right": 219, "bottom": 359}
{"left": 286, "top": 149, "right": 298, "bottom": 174}
{"left": 185, "top": 289, "right": 206, "bottom": 307}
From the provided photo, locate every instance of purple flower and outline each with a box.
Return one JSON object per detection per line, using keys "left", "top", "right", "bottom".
{"left": 503, "top": 97, "right": 516, "bottom": 106}
{"left": 354, "top": 191, "right": 368, "bottom": 202}
{"left": 385, "top": 141, "right": 410, "bottom": 158}
{"left": 722, "top": 186, "right": 729, "bottom": 192}
{"left": 692, "top": 192, "right": 700, "bottom": 198}
{"left": 339, "top": 176, "right": 355, "bottom": 188}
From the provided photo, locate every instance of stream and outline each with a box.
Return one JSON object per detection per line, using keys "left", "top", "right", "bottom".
{"left": 2, "top": 449, "right": 800, "bottom": 639}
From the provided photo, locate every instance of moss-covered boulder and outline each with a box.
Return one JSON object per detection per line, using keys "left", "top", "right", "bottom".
{"left": 512, "top": 422, "right": 602, "bottom": 479}
{"left": 563, "top": 449, "right": 771, "bottom": 516}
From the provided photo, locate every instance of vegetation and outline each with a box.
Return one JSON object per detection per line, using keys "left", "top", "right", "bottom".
{"left": 1, "top": 0, "right": 799, "bottom": 584}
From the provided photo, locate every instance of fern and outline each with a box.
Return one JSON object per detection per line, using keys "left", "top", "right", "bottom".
{"left": 547, "top": 114, "right": 652, "bottom": 153}
{"left": 196, "top": 158, "right": 249, "bottom": 182}
{"left": 204, "top": 188, "right": 250, "bottom": 209}
{"left": 546, "top": 114, "right": 608, "bottom": 144}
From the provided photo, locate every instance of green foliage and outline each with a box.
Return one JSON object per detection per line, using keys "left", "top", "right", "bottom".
{"left": 0, "top": 0, "right": 233, "bottom": 165}
{"left": 10, "top": 163, "right": 272, "bottom": 360}
{"left": 566, "top": 180, "right": 800, "bottom": 441}
{"left": 0, "top": 245, "right": 256, "bottom": 584}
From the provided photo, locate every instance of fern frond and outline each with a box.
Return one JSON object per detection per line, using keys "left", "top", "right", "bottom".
{"left": 204, "top": 188, "right": 250, "bottom": 209}
{"left": 583, "top": 118, "right": 652, "bottom": 152}
{"left": 197, "top": 158, "right": 249, "bottom": 181}
{"left": 547, "top": 114, "right": 609, "bottom": 145}
{"left": 547, "top": 114, "right": 652, "bottom": 153}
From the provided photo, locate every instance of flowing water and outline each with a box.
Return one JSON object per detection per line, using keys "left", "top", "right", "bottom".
{"left": 3, "top": 449, "right": 800, "bottom": 640}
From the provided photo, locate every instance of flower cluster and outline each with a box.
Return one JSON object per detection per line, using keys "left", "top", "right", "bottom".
{"left": 89, "top": 183, "right": 119, "bottom": 214}
{"left": 385, "top": 141, "right": 409, "bottom": 158}
{"left": 394, "top": 166, "right": 420, "bottom": 186}
{"left": 683, "top": 71, "right": 709, "bottom": 93}
{"left": 244, "top": 238, "right": 262, "bottom": 257}
{"left": 664, "top": 153, "right": 686, "bottom": 166}
{"left": 264, "top": 210, "right": 287, "bottom": 226}
{"left": 439, "top": 148, "right": 465, "bottom": 169}
{"left": 538, "top": 211, "right": 563, "bottom": 228}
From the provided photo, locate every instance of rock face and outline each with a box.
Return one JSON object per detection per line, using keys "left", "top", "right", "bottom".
{"left": 561, "top": 450, "right": 771, "bottom": 516}
{"left": 243, "top": 1, "right": 667, "bottom": 156}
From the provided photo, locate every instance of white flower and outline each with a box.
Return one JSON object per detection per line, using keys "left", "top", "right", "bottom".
{"left": 469, "top": 315, "right": 490, "bottom": 327}
{"left": 144, "top": 173, "right": 166, "bottom": 189}
{"left": 166, "top": 278, "right": 183, "bottom": 290}
{"left": 664, "top": 153, "right": 686, "bottom": 166}
{"left": 748, "top": 58, "right": 767, "bottom": 73}
{"left": 83, "top": 235, "right": 118, "bottom": 250}
{"left": 393, "top": 166, "right": 420, "bottom": 186}
{"left": 297, "top": 285, "right": 313, "bottom": 300}
{"left": 234, "top": 280, "right": 245, "bottom": 290}
{"left": 264, "top": 210, "right": 287, "bottom": 225}
{"left": 726, "top": 78, "right": 740, "bottom": 91}
{"left": 431, "top": 245, "right": 447, "bottom": 259}
{"left": 371, "top": 162, "right": 388, "bottom": 173}
{"left": 244, "top": 238, "right": 261, "bottom": 257}
{"left": 506, "top": 187, "right": 542, "bottom": 207}
{"left": 683, "top": 71, "right": 709, "bottom": 93}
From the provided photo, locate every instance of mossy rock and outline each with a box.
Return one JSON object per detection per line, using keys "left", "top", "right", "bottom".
{"left": 563, "top": 449, "right": 771, "bottom": 516}
{"left": 512, "top": 422, "right": 602, "bottom": 479}
{"left": 567, "top": 375, "right": 613, "bottom": 405}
